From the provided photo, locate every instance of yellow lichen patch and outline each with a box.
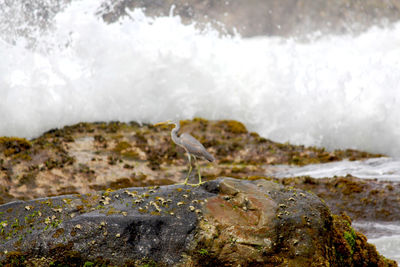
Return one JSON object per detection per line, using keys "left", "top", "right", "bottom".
{"left": 52, "top": 228, "right": 64, "bottom": 238}
{"left": 192, "top": 118, "right": 208, "bottom": 124}
{"left": 121, "top": 150, "right": 140, "bottom": 160}
{"left": 0, "top": 137, "right": 32, "bottom": 157}
{"left": 113, "top": 141, "right": 132, "bottom": 153}
{"left": 216, "top": 120, "right": 248, "bottom": 134}
{"left": 0, "top": 137, "right": 31, "bottom": 148}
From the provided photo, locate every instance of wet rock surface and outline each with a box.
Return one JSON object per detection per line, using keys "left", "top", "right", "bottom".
{"left": 0, "top": 177, "right": 395, "bottom": 266}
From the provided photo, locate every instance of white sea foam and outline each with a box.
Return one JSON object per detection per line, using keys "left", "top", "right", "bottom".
{"left": 353, "top": 221, "right": 400, "bottom": 262}
{"left": 369, "top": 235, "right": 400, "bottom": 262}
{"left": 273, "top": 157, "right": 400, "bottom": 181}
{"left": 353, "top": 221, "right": 400, "bottom": 238}
{"left": 1, "top": 0, "right": 400, "bottom": 157}
{"left": 355, "top": 220, "right": 400, "bottom": 262}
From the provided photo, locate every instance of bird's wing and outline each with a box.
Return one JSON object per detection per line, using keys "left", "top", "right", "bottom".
{"left": 179, "top": 133, "right": 206, "bottom": 151}
{"left": 179, "top": 133, "right": 215, "bottom": 162}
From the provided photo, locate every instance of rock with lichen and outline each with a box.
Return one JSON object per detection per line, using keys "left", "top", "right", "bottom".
{"left": 0, "top": 119, "right": 382, "bottom": 205}
{"left": 273, "top": 175, "right": 400, "bottom": 222}
{"left": 0, "top": 178, "right": 395, "bottom": 266}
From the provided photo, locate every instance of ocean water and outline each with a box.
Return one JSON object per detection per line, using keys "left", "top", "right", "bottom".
{"left": 369, "top": 235, "right": 400, "bottom": 262}
{"left": 274, "top": 157, "right": 400, "bottom": 181}
{"left": 354, "top": 222, "right": 400, "bottom": 262}
{"left": 1, "top": 0, "right": 399, "bottom": 262}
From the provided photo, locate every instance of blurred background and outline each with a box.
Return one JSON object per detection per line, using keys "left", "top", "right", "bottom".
{"left": 101, "top": 0, "right": 400, "bottom": 37}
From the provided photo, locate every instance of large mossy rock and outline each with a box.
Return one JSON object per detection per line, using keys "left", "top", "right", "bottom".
{"left": 0, "top": 178, "right": 396, "bottom": 266}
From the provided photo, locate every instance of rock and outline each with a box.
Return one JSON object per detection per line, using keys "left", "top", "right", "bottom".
{"left": 0, "top": 177, "right": 395, "bottom": 266}
{"left": 276, "top": 175, "right": 400, "bottom": 221}
{"left": 0, "top": 119, "right": 381, "bottom": 205}
{"left": 0, "top": 183, "right": 214, "bottom": 266}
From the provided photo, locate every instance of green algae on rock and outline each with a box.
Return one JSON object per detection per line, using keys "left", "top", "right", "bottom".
{"left": 0, "top": 178, "right": 396, "bottom": 266}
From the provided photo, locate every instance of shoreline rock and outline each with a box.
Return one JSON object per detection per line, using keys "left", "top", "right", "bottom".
{"left": 272, "top": 175, "right": 400, "bottom": 222}
{"left": 0, "top": 119, "right": 382, "bottom": 205}
{"left": 0, "top": 178, "right": 396, "bottom": 266}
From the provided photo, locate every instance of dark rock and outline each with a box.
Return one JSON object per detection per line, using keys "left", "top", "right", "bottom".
{"left": 0, "top": 183, "right": 214, "bottom": 266}
{"left": 0, "top": 177, "right": 396, "bottom": 266}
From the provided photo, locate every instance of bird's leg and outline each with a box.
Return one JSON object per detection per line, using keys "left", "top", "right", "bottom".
{"left": 194, "top": 156, "right": 204, "bottom": 185}
{"left": 183, "top": 152, "right": 192, "bottom": 185}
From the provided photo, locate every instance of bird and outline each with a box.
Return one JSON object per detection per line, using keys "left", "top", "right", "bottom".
{"left": 154, "top": 120, "right": 215, "bottom": 185}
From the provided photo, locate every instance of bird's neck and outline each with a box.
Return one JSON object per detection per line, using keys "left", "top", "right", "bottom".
{"left": 171, "top": 122, "right": 182, "bottom": 146}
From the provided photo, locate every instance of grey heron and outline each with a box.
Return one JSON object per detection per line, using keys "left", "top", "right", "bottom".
{"left": 154, "top": 120, "right": 215, "bottom": 185}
